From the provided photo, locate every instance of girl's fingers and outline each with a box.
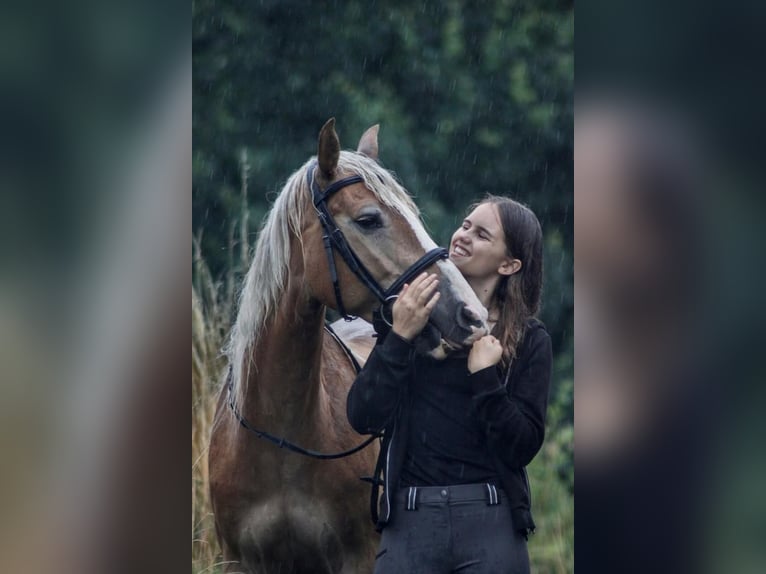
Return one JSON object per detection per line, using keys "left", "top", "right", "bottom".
{"left": 415, "top": 272, "right": 436, "bottom": 289}
{"left": 396, "top": 274, "right": 440, "bottom": 315}
{"left": 402, "top": 273, "right": 437, "bottom": 303}
{"left": 415, "top": 275, "right": 438, "bottom": 299}
{"left": 410, "top": 272, "right": 428, "bottom": 289}
{"left": 408, "top": 275, "right": 427, "bottom": 297}
{"left": 425, "top": 291, "right": 440, "bottom": 309}
{"left": 402, "top": 275, "right": 425, "bottom": 299}
{"left": 418, "top": 281, "right": 438, "bottom": 302}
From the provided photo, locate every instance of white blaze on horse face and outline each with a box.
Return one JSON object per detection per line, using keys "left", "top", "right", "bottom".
{"left": 399, "top": 210, "right": 489, "bottom": 330}
{"left": 435, "top": 259, "right": 488, "bottom": 321}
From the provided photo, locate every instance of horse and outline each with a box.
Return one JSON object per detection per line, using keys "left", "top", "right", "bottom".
{"left": 209, "top": 119, "right": 489, "bottom": 574}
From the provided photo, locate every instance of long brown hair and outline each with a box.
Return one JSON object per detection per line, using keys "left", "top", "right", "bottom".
{"left": 469, "top": 195, "right": 544, "bottom": 366}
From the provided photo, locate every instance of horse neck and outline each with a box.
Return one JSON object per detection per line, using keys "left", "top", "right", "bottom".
{"left": 239, "top": 268, "right": 325, "bottom": 429}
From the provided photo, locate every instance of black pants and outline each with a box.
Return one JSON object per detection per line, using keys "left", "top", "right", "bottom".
{"left": 373, "top": 484, "right": 530, "bottom": 574}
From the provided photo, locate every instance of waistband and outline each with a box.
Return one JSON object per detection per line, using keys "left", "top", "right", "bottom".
{"left": 401, "top": 483, "right": 502, "bottom": 510}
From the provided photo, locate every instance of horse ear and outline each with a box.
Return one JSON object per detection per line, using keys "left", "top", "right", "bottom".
{"left": 318, "top": 118, "right": 340, "bottom": 177}
{"left": 357, "top": 124, "right": 379, "bottom": 160}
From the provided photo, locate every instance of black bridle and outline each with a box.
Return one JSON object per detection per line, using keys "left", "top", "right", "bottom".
{"left": 227, "top": 161, "right": 447, "bottom": 460}
{"left": 307, "top": 160, "right": 448, "bottom": 320}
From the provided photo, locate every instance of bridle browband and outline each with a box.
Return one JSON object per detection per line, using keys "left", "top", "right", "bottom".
{"left": 307, "top": 160, "right": 448, "bottom": 320}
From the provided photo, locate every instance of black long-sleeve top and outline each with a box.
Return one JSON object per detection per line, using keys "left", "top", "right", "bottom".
{"left": 347, "top": 318, "right": 552, "bottom": 533}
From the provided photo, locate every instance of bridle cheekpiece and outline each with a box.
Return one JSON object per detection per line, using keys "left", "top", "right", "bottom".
{"left": 307, "top": 160, "right": 448, "bottom": 321}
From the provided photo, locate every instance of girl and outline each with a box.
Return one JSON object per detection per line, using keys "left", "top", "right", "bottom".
{"left": 347, "top": 195, "right": 552, "bottom": 574}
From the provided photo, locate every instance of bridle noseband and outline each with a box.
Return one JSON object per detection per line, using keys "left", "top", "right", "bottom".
{"left": 307, "top": 160, "right": 448, "bottom": 320}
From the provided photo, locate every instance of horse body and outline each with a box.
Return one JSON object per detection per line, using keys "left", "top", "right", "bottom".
{"left": 210, "top": 297, "right": 377, "bottom": 573}
{"left": 209, "top": 120, "right": 488, "bottom": 573}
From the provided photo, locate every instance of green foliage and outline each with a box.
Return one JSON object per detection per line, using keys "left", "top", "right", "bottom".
{"left": 192, "top": 0, "right": 572, "bottom": 273}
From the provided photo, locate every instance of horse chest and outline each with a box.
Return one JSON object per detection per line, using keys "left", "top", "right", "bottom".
{"left": 238, "top": 495, "right": 362, "bottom": 574}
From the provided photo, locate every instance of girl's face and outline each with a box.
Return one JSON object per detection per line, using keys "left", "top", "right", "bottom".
{"left": 449, "top": 203, "right": 518, "bottom": 280}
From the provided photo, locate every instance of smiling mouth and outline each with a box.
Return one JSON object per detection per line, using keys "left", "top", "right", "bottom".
{"left": 451, "top": 244, "right": 470, "bottom": 257}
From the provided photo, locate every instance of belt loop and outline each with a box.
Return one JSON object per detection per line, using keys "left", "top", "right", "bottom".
{"left": 406, "top": 486, "right": 418, "bottom": 511}
{"left": 486, "top": 483, "right": 499, "bottom": 506}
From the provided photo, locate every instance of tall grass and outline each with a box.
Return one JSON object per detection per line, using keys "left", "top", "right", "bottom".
{"left": 527, "top": 397, "right": 575, "bottom": 573}
{"left": 191, "top": 155, "right": 251, "bottom": 574}
{"left": 191, "top": 243, "right": 234, "bottom": 574}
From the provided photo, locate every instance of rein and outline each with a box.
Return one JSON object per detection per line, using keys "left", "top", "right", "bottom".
{"left": 226, "top": 323, "right": 381, "bottom": 460}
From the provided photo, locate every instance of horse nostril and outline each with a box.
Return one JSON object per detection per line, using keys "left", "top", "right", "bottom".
{"left": 456, "top": 304, "right": 482, "bottom": 330}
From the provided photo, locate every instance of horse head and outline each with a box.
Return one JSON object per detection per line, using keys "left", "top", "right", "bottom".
{"left": 302, "top": 119, "right": 488, "bottom": 356}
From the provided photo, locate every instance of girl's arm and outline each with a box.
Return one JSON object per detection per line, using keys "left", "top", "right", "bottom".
{"left": 346, "top": 332, "right": 414, "bottom": 434}
{"left": 470, "top": 326, "right": 553, "bottom": 468}
{"left": 347, "top": 273, "right": 438, "bottom": 434}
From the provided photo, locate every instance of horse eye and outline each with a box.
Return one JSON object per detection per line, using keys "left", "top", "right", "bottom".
{"left": 355, "top": 214, "right": 383, "bottom": 230}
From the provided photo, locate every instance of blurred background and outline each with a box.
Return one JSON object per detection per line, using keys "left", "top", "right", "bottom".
{"left": 193, "top": 1, "right": 573, "bottom": 573}
{"left": 576, "top": 1, "right": 766, "bottom": 573}
{"left": 0, "top": 1, "right": 188, "bottom": 573}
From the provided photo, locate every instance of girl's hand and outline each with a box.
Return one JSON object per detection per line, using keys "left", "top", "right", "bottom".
{"left": 468, "top": 335, "right": 503, "bottom": 373}
{"left": 391, "top": 273, "right": 440, "bottom": 341}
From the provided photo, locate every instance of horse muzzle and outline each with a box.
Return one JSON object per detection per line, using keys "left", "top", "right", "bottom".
{"left": 436, "top": 303, "right": 488, "bottom": 347}
{"left": 420, "top": 292, "right": 488, "bottom": 357}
